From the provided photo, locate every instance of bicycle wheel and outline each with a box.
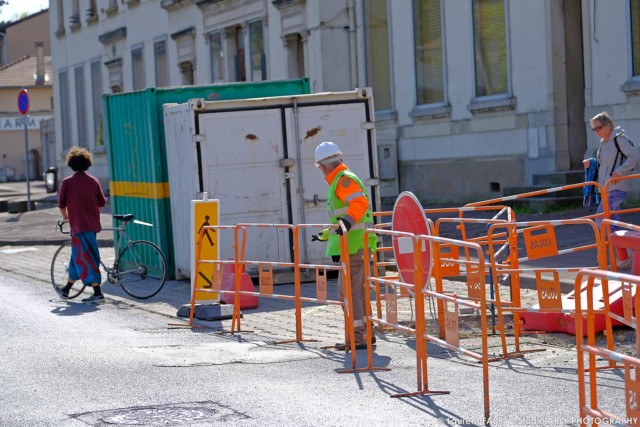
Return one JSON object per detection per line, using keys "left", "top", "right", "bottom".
{"left": 116, "top": 240, "right": 167, "bottom": 299}
{"left": 50, "top": 242, "right": 86, "bottom": 299}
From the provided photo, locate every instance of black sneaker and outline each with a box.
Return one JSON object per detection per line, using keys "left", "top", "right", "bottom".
{"left": 334, "top": 342, "right": 368, "bottom": 351}
{"left": 334, "top": 337, "right": 376, "bottom": 351}
{"left": 54, "top": 286, "right": 69, "bottom": 300}
{"left": 82, "top": 294, "right": 105, "bottom": 304}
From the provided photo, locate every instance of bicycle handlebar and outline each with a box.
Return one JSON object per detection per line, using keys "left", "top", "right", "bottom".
{"left": 56, "top": 219, "right": 69, "bottom": 234}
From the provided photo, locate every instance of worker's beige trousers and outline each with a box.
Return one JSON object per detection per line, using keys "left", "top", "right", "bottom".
{"left": 337, "top": 249, "right": 366, "bottom": 342}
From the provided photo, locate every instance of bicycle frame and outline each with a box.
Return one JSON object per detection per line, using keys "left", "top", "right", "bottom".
{"left": 100, "top": 224, "right": 130, "bottom": 276}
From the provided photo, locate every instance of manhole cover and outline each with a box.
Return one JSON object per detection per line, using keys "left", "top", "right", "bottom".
{"left": 71, "top": 401, "right": 249, "bottom": 425}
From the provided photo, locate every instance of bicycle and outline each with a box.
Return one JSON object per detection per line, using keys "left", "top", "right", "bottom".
{"left": 51, "top": 214, "right": 168, "bottom": 300}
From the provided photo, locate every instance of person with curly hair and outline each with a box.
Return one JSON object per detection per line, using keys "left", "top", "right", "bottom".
{"left": 55, "top": 146, "right": 107, "bottom": 304}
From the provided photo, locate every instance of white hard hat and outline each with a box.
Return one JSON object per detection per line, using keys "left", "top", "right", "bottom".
{"left": 314, "top": 141, "right": 342, "bottom": 167}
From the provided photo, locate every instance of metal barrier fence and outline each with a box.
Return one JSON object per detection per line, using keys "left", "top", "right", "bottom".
{"left": 485, "top": 218, "right": 604, "bottom": 360}
{"left": 342, "top": 227, "right": 492, "bottom": 423}
{"left": 574, "top": 268, "right": 640, "bottom": 427}
{"left": 371, "top": 206, "right": 514, "bottom": 338}
{"left": 176, "top": 174, "right": 640, "bottom": 421}
{"left": 185, "top": 221, "right": 365, "bottom": 367}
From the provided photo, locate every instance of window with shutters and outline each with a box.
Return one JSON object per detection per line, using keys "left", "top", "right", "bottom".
{"left": 154, "top": 39, "right": 169, "bottom": 88}
{"left": 249, "top": 20, "right": 266, "bottom": 81}
{"left": 631, "top": 0, "right": 640, "bottom": 77}
{"left": 131, "top": 45, "right": 145, "bottom": 90}
{"left": 414, "top": 0, "right": 445, "bottom": 106}
{"left": 59, "top": 70, "right": 72, "bottom": 149}
{"left": 90, "top": 60, "right": 104, "bottom": 148}
{"left": 472, "top": 0, "right": 510, "bottom": 99}
{"left": 209, "top": 32, "right": 225, "bottom": 83}
{"left": 74, "top": 65, "right": 88, "bottom": 147}
{"left": 364, "top": 0, "right": 392, "bottom": 111}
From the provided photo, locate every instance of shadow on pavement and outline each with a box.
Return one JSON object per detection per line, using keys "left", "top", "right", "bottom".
{"left": 50, "top": 300, "right": 101, "bottom": 316}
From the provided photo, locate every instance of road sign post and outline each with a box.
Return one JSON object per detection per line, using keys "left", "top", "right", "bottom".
{"left": 18, "top": 89, "right": 31, "bottom": 211}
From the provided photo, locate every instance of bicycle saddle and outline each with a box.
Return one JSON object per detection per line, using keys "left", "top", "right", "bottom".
{"left": 113, "top": 214, "right": 135, "bottom": 222}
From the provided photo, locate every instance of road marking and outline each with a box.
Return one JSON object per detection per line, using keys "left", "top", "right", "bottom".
{"left": 1, "top": 247, "right": 38, "bottom": 254}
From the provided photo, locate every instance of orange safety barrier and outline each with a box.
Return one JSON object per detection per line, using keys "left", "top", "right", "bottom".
{"left": 603, "top": 219, "right": 640, "bottom": 275}
{"left": 370, "top": 205, "right": 514, "bottom": 337}
{"left": 484, "top": 218, "right": 605, "bottom": 360}
{"left": 343, "top": 227, "right": 492, "bottom": 423}
{"left": 466, "top": 180, "right": 604, "bottom": 217}
{"left": 574, "top": 268, "right": 640, "bottom": 427}
{"left": 602, "top": 174, "right": 640, "bottom": 223}
{"left": 169, "top": 224, "right": 238, "bottom": 328}
{"left": 432, "top": 216, "right": 512, "bottom": 339}
{"left": 180, "top": 220, "right": 366, "bottom": 366}
{"left": 228, "top": 223, "right": 350, "bottom": 341}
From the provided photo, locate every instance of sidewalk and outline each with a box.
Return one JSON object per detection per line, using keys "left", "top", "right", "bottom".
{"left": 0, "top": 179, "right": 550, "bottom": 345}
{"left": 0, "top": 180, "right": 112, "bottom": 246}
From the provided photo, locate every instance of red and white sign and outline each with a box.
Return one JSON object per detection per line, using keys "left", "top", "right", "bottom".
{"left": 391, "top": 191, "right": 432, "bottom": 289}
{"left": 17, "top": 89, "right": 29, "bottom": 116}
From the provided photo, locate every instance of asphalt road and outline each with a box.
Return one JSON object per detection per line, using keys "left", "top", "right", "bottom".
{"left": 0, "top": 249, "right": 629, "bottom": 427}
{"left": 0, "top": 181, "right": 634, "bottom": 425}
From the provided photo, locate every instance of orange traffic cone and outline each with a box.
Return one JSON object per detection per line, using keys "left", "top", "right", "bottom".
{"left": 220, "top": 262, "right": 259, "bottom": 309}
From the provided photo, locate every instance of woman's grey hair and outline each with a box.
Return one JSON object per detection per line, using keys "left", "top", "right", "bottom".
{"left": 590, "top": 111, "right": 614, "bottom": 128}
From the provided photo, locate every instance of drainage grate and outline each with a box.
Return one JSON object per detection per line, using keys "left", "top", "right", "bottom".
{"left": 71, "top": 401, "right": 249, "bottom": 425}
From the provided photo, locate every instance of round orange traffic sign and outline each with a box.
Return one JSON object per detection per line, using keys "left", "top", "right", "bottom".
{"left": 391, "top": 191, "right": 432, "bottom": 288}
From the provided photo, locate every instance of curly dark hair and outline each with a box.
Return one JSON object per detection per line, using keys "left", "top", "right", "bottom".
{"left": 65, "top": 146, "right": 93, "bottom": 172}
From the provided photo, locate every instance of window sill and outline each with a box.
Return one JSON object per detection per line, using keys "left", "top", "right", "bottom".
{"left": 126, "top": 0, "right": 141, "bottom": 7}
{"left": 55, "top": 28, "right": 66, "bottom": 38}
{"left": 70, "top": 22, "right": 81, "bottom": 32}
{"left": 410, "top": 104, "right": 451, "bottom": 120}
{"left": 621, "top": 80, "right": 640, "bottom": 97}
{"left": 467, "top": 96, "right": 516, "bottom": 114}
{"left": 105, "top": 6, "right": 118, "bottom": 17}
{"left": 86, "top": 15, "right": 98, "bottom": 25}
{"left": 94, "top": 146, "right": 107, "bottom": 155}
{"left": 162, "top": 0, "right": 193, "bottom": 12}
{"left": 374, "top": 110, "right": 397, "bottom": 123}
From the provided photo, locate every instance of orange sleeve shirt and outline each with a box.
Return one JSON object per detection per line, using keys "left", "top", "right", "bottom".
{"left": 325, "top": 163, "right": 369, "bottom": 223}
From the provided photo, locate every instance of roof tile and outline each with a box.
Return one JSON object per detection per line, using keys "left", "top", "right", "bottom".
{"left": 0, "top": 55, "right": 53, "bottom": 88}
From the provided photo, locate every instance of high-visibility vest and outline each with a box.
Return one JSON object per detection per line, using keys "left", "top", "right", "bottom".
{"left": 325, "top": 169, "right": 377, "bottom": 256}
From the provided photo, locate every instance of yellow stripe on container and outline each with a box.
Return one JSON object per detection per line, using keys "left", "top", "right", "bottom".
{"left": 110, "top": 181, "right": 171, "bottom": 199}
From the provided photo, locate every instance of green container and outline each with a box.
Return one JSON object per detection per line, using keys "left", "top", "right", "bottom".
{"left": 104, "top": 78, "right": 311, "bottom": 278}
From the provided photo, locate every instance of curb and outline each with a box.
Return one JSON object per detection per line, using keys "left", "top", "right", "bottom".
{"left": 0, "top": 239, "right": 114, "bottom": 247}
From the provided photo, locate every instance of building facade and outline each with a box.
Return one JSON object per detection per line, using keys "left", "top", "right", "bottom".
{"left": 48, "top": 0, "right": 640, "bottom": 204}
{"left": 0, "top": 10, "right": 51, "bottom": 66}
{"left": 0, "top": 10, "right": 52, "bottom": 182}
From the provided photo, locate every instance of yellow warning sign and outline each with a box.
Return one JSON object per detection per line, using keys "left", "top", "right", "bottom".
{"left": 191, "top": 199, "right": 220, "bottom": 301}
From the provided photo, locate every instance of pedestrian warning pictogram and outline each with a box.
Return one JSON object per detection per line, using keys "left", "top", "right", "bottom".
{"left": 191, "top": 199, "right": 220, "bottom": 301}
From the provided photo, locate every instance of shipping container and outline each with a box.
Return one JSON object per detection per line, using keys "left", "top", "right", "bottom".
{"left": 163, "top": 88, "right": 379, "bottom": 279}
{"left": 103, "top": 79, "right": 311, "bottom": 277}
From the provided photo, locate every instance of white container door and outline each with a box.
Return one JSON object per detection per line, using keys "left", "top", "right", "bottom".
{"left": 198, "top": 108, "right": 291, "bottom": 263}
{"left": 287, "top": 101, "right": 377, "bottom": 264}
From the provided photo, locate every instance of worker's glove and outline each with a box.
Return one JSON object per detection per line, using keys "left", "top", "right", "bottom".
{"left": 335, "top": 218, "right": 352, "bottom": 235}
{"left": 311, "top": 228, "right": 330, "bottom": 242}
{"left": 332, "top": 255, "right": 340, "bottom": 263}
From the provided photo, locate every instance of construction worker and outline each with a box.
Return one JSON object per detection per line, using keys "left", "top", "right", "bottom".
{"left": 312, "top": 141, "right": 377, "bottom": 350}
